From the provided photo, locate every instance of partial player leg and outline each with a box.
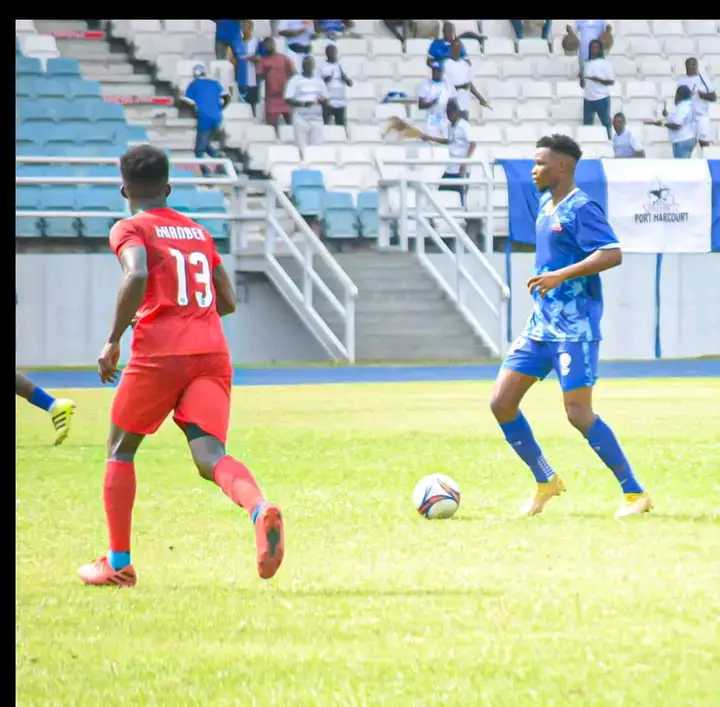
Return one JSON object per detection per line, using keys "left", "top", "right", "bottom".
{"left": 491, "top": 337, "right": 566, "bottom": 515}
{"left": 555, "top": 343, "right": 652, "bottom": 518}
{"left": 174, "top": 355, "right": 284, "bottom": 579}
{"left": 16, "top": 371, "right": 76, "bottom": 446}
{"left": 77, "top": 425, "right": 144, "bottom": 586}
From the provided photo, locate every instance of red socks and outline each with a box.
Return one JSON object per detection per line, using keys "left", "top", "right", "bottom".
{"left": 212, "top": 456, "right": 265, "bottom": 515}
{"left": 103, "top": 460, "right": 136, "bottom": 552}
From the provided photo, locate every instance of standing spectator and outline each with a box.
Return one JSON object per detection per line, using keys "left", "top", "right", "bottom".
{"left": 418, "top": 61, "right": 457, "bottom": 140}
{"left": 564, "top": 20, "right": 612, "bottom": 65}
{"left": 320, "top": 44, "right": 352, "bottom": 126}
{"left": 677, "top": 57, "right": 717, "bottom": 150}
{"left": 228, "top": 20, "right": 266, "bottom": 115}
{"left": 427, "top": 22, "right": 467, "bottom": 66}
{"left": 509, "top": 20, "right": 552, "bottom": 41}
{"left": 612, "top": 112, "right": 645, "bottom": 158}
{"left": 212, "top": 19, "right": 242, "bottom": 61}
{"left": 257, "top": 38, "right": 296, "bottom": 130}
{"left": 581, "top": 39, "right": 614, "bottom": 139}
{"left": 285, "top": 56, "right": 329, "bottom": 154}
{"left": 278, "top": 20, "right": 314, "bottom": 72}
{"left": 443, "top": 39, "right": 489, "bottom": 120}
{"left": 183, "top": 63, "right": 230, "bottom": 176}
{"left": 647, "top": 86, "right": 697, "bottom": 159}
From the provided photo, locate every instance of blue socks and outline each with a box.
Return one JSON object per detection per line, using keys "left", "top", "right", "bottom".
{"left": 500, "top": 412, "right": 556, "bottom": 483}
{"left": 251, "top": 502, "right": 266, "bottom": 525}
{"left": 108, "top": 551, "right": 131, "bottom": 571}
{"left": 29, "top": 386, "right": 56, "bottom": 412}
{"left": 585, "top": 416, "right": 644, "bottom": 494}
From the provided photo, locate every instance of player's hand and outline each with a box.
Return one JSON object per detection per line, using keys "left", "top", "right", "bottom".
{"left": 527, "top": 271, "right": 565, "bottom": 297}
{"left": 98, "top": 341, "right": 121, "bottom": 384}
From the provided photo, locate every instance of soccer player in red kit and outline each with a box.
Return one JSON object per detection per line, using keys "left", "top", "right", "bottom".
{"left": 78, "top": 144, "right": 284, "bottom": 587}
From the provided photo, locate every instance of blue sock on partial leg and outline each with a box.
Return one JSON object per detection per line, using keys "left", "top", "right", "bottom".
{"left": 29, "top": 386, "right": 56, "bottom": 412}
{"left": 250, "top": 502, "right": 266, "bottom": 525}
{"left": 108, "top": 551, "right": 131, "bottom": 571}
{"left": 585, "top": 416, "right": 644, "bottom": 494}
{"left": 499, "top": 412, "right": 556, "bottom": 483}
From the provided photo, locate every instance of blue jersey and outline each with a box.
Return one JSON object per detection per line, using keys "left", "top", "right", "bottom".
{"left": 185, "top": 78, "right": 225, "bottom": 132}
{"left": 523, "top": 188, "right": 619, "bottom": 343}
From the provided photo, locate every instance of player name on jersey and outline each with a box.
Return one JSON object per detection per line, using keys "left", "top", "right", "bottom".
{"left": 154, "top": 226, "right": 207, "bottom": 241}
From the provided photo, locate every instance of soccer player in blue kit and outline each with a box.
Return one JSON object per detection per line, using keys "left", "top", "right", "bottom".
{"left": 490, "top": 134, "right": 653, "bottom": 518}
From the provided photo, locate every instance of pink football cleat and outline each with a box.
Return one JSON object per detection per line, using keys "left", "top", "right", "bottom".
{"left": 78, "top": 555, "right": 137, "bottom": 587}
{"left": 254, "top": 504, "right": 285, "bottom": 579}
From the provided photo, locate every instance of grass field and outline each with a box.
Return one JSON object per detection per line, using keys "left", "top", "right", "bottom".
{"left": 16, "top": 378, "right": 720, "bottom": 706}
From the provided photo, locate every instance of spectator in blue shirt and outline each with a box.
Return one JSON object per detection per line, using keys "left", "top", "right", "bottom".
{"left": 183, "top": 64, "right": 231, "bottom": 176}
{"left": 212, "top": 19, "right": 243, "bottom": 60}
{"left": 427, "top": 22, "right": 467, "bottom": 66}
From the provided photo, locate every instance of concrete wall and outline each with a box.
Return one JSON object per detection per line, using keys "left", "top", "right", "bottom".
{"left": 15, "top": 254, "right": 327, "bottom": 367}
{"left": 427, "top": 252, "right": 720, "bottom": 360}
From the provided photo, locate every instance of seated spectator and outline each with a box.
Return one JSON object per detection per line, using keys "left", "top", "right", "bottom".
{"left": 383, "top": 20, "right": 439, "bottom": 51}
{"left": 285, "top": 55, "right": 329, "bottom": 154}
{"left": 212, "top": 19, "right": 242, "bottom": 61}
{"left": 257, "top": 38, "right": 296, "bottom": 130}
{"left": 383, "top": 19, "right": 411, "bottom": 51}
{"left": 418, "top": 61, "right": 457, "bottom": 140}
{"left": 320, "top": 44, "right": 352, "bottom": 126}
{"left": 228, "top": 20, "right": 267, "bottom": 116}
{"left": 612, "top": 112, "right": 645, "bottom": 158}
{"left": 509, "top": 20, "right": 552, "bottom": 41}
{"left": 582, "top": 39, "right": 614, "bottom": 139}
{"left": 427, "top": 22, "right": 467, "bottom": 66}
{"left": 182, "top": 63, "right": 231, "bottom": 176}
{"left": 677, "top": 57, "right": 717, "bottom": 149}
{"left": 564, "top": 21, "right": 612, "bottom": 66}
{"left": 443, "top": 40, "right": 490, "bottom": 120}
{"left": 278, "top": 19, "right": 315, "bottom": 72}
{"left": 315, "top": 20, "right": 354, "bottom": 40}
{"left": 646, "top": 86, "right": 697, "bottom": 159}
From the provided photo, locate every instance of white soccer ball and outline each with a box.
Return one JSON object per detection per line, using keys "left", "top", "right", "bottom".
{"left": 413, "top": 473, "right": 460, "bottom": 519}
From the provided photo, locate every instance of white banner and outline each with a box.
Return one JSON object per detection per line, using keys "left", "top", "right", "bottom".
{"left": 602, "top": 158, "right": 712, "bottom": 253}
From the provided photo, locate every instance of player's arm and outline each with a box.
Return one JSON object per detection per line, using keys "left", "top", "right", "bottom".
{"left": 213, "top": 263, "right": 237, "bottom": 316}
{"left": 108, "top": 246, "right": 149, "bottom": 343}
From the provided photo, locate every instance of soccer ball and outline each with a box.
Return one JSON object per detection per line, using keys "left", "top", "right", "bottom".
{"left": 413, "top": 474, "right": 461, "bottom": 519}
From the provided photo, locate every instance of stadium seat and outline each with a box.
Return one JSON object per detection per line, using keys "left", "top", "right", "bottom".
{"left": 47, "top": 57, "right": 81, "bottom": 77}
{"left": 291, "top": 170, "right": 327, "bottom": 218}
{"left": 16, "top": 186, "right": 42, "bottom": 237}
{"left": 194, "top": 189, "right": 229, "bottom": 239}
{"left": 118, "top": 124, "right": 149, "bottom": 145}
{"left": 18, "top": 101, "right": 54, "bottom": 123}
{"left": 69, "top": 79, "right": 102, "bottom": 98}
{"left": 92, "top": 102, "right": 126, "bottom": 123}
{"left": 76, "top": 187, "right": 126, "bottom": 238}
{"left": 39, "top": 187, "right": 80, "bottom": 237}
{"left": 56, "top": 101, "right": 94, "bottom": 123}
{"left": 322, "top": 191, "right": 359, "bottom": 240}
{"left": 168, "top": 187, "right": 197, "bottom": 212}
{"left": 84, "top": 123, "right": 119, "bottom": 144}
{"left": 35, "top": 77, "right": 68, "bottom": 98}
{"left": 16, "top": 55, "right": 42, "bottom": 76}
{"left": 357, "top": 191, "right": 379, "bottom": 240}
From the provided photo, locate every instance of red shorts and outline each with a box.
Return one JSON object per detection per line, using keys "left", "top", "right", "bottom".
{"left": 111, "top": 353, "right": 233, "bottom": 445}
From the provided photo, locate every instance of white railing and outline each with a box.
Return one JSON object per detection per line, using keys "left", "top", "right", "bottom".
{"left": 15, "top": 155, "right": 357, "bottom": 363}
{"left": 374, "top": 155, "right": 510, "bottom": 357}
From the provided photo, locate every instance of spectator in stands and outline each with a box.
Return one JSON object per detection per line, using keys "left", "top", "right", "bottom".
{"left": 315, "top": 20, "right": 358, "bottom": 40}
{"left": 183, "top": 63, "right": 231, "bottom": 176}
{"left": 320, "top": 44, "right": 352, "bottom": 126}
{"left": 285, "top": 55, "right": 329, "bottom": 154}
{"left": 212, "top": 19, "right": 242, "bottom": 61}
{"left": 581, "top": 39, "right": 614, "bottom": 139}
{"left": 383, "top": 20, "right": 439, "bottom": 52}
{"left": 443, "top": 39, "right": 490, "bottom": 120}
{"left": 421, "top": 98, "right": 475, "bottom": 208}
{"left": 564, "top": 21, "right": 612, "bottom": 66}
{"left": 257, "top": 38, "right": 296, "bottom": 131}
{"left": 427, "top": 22, "right": 467, "bottom": 66}
{"left": 612, "top": 112, "right": 645, "bottom": 158}
{"left": 278, "top": 20, "right": 315, "bottom": 72}
{"left": 418, "top": 61, "right": 457, "bottom": 140}
{"left": 677, "top": 57, "right": 717, "bottom": 150}
{"left": 229, "top": 20, "right": 266, "bottom": 116}
{"left": 509, "top": 20, "right": 552, "bottom": 41}
{"left": 647, "top": 85, "right": 697, "bottom": 159}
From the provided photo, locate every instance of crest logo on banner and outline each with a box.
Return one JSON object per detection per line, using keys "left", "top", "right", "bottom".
{"left": 635, "top": 179, "right": 689, "bottom": 225}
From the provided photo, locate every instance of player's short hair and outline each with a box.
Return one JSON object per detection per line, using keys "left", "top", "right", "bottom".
{"left": 536, "top": 134, "right": 583, "bottom": 162}
{"left": 119, "top": 144, "right": 169, "bottom": 198}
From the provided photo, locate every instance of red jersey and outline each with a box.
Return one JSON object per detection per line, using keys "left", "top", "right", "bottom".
{"left": 109, "top": 207, "right": 229, "bottom": 359}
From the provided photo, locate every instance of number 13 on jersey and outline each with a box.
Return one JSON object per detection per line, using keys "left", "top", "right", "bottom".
{"left": 169, "top": 248, "right": 214, "bottom": 308}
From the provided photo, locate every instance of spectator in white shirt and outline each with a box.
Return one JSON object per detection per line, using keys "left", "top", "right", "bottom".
{"left": 284, "top": 55, "right": 329, "bottom": 154}
{"left": 647, "top": 85, "right": 697, "bottom": 159}
{"left": 582, "top": 39, "right": 614, "bottom": 139}
{"left": 677, "top": 57, "right": 717, "bottom": 148}
{"left": 443, "top": 40, "right": 490, "bottom": 120}
{"left": 278, "top": 20, "right": 314, "bottom": 72}
{"left": 319, "top": 44, "right": 352, "bottom": 126}
{"left": 564, "top": 20, "right": 612, "bottom": 67}
{"left": 612, "top": 112, "right": 645, "bottom": 158}
{"left": 418, "top": 62, "right": 457, "bottom": 140}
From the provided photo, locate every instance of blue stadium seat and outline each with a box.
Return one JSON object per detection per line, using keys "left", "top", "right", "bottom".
{"left": 171, "top": 168, "right": 196, "bottom": 178}
{"left": 357, "top": 191, "right": 379, "bottom": 239}
{"left": 16, "top": 142, "right": 44, "bottom": 156}
{"left": 16, "top": 37, "right": 22, "bottom": 54}
{"left": 168, "top": 187, "right": 197, "bottom": 212}
{"left": 16, "top": 55, "right": 42, "bottom": 76}
{"left": 91, "top": 102, "right": 126, "bottom": 123}
{"left": 194, "top": 189, "right": 229, "bottom": 239}
{"left": 35, "top": 78, "right": 69, "bottom": 98}
{"left": 84, "top": 123, "right": 118, "bottom": 144}
{"left": 16, "top": 123, "right": 43, "bottom": 144}
{"left": 76, "top": 187, "right": 126, "bottom": 238}
{"left": 291, "top": 169, "right": 326, "bottom": 217}
{"left": 45, "top": 123, "right": 84, "bottom": 148}
{"left": 16, "top": 77, "right": 34, "bottom": 98}
{"left": 16, "top": 186, "right": 42, "bottom": 237}
{"left": 69, "top": 79, "right": 102, "bottom": 98}
{"left": 323, "top": 191, "right": 359, "bottom": 240}
{"left": 117, "top": 124, "right": 149, "bottom": 144}
{"left": 93, "top": 145, "right": 126, "bottom": 158}
{"left": 47, "top": 57, "right": 81, "bottom": 77}
{"left": 56, "top": 101, "right": 93, "bottom": 123}
{"left": 18, "top": 101, "right": 54, "bottom": 123}
{"left": 39, "top": 187, "right": 80, "bottom": 237}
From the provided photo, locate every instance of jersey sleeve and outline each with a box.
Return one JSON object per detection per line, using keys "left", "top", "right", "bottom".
{"left": 109, "top": 220, "right": 146, "bottom": 258}
{"left": 574, "top": 201, "right": 620, "bottom": 254}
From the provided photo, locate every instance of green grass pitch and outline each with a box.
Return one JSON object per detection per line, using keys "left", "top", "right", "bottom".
{"left": 16, "top": 378, "right": 720, "bottom": 706}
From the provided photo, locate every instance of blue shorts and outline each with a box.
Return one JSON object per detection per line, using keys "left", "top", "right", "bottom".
{"left": 501, "top": 336, "right": 599, "bottom": 392}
